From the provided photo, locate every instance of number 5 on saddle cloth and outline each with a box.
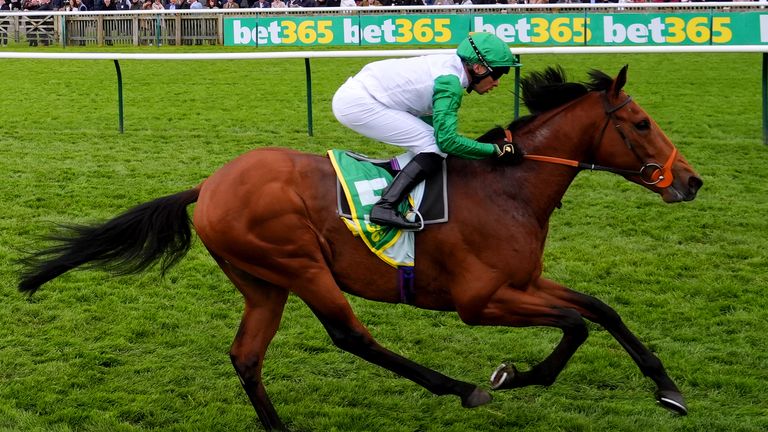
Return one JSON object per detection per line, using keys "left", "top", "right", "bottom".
{"left": 328, "top": 149, "right": 448, "bottom": 269}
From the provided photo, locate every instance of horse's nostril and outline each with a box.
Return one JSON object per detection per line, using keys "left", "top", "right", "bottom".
{"left": 688, "top": 176, "right": 703, "bottom": 194}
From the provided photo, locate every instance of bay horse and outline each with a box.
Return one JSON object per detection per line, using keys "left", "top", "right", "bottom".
{"left": 19, "top": 65, "right": 702, "bottom": 431}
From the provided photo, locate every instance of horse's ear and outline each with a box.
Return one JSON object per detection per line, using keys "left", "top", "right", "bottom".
{"left": 610, "top": 64, "right": 629, "bottom": 97}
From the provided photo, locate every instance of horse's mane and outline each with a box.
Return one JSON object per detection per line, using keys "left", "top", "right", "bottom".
{"left": 477, "top": 66, "right": 614, "bottom": 143}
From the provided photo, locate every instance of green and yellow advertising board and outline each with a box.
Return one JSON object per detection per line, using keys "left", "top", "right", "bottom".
{"left": 224, "top": 11, "right": 768, "bottom": 47}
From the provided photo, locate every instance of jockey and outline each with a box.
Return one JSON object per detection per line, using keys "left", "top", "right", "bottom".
{"left": 332, "top": 32, "right": 524, "bottom": 231}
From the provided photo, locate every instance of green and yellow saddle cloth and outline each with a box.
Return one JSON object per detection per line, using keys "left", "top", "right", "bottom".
{"left": 328, "top": 149, "right": 448, "bottom": 303}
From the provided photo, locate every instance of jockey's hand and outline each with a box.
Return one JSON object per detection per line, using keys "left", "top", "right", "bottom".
{"left": 495, "top": 141, "right": 524, "bottom": 165}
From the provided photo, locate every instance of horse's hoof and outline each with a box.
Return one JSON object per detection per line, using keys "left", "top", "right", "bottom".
{"left": 461, "top": 387, "right": 492, "bottom": 408}
{"left": 489, "top": 363, "right": 518, "bottom": 390}
{"left": 656, "top": 390, "right": 688, "bottom": 416}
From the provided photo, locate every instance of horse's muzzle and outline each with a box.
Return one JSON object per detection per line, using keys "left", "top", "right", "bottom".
{"left": 663, "top": 176, "right": 703, "bottom": 203}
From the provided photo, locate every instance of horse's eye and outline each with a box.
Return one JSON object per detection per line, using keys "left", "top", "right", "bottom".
{"left": 635, "top": 119, "right": 651, "bottom": 131}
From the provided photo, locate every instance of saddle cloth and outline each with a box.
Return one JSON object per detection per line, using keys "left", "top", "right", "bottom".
{"left": 334, "top": 151, "right": 448, "bottom": 224}
{"left": 328, "top": 150, "right": 448, "bottom": 268}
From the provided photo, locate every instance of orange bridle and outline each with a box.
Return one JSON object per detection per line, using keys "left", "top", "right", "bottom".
{"left": 507, "top": 93, "right": 678, "bottom": 188}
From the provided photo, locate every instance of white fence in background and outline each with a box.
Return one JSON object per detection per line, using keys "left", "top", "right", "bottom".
{"left": 1, "top": 44, "right": 765, "bottom": 143}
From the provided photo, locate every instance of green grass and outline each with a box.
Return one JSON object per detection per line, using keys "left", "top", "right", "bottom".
{"left": 1, "top": 46, "right": 767, "bottom": 431}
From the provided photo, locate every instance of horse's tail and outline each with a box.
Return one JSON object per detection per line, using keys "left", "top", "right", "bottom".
{"left": 18, "top": 188, "right": 200, "bottom": 295}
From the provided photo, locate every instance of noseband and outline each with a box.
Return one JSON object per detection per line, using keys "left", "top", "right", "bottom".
{"left": 517, "top": 92, "right": 677, "bottom": 188}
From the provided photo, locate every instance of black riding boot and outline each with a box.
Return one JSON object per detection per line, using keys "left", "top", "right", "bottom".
{"left": 369, "top": 152, "right": 443, "bottom": 230}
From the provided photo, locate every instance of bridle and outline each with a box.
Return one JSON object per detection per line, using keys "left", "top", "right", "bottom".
{"left": 511, "top": 92, "right": 677, "bottom": 188}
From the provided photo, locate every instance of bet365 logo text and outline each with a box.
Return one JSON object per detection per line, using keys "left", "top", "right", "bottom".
{"left": 601, "top": 15, "right": 732, "bottom": 44}
{"left": 228, "top": 16, "right": 461, "bottom": 46}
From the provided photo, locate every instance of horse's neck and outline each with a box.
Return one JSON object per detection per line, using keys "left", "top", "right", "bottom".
{"left": 449, "top": 94, "right": 603, "bottom": 226}
{"left": 508, "top": 95, "right": 604, "bottom": 223}
{"left": 521, "top": 94, "right": 601, "bottom": 161}
{"left": 454, "top": 96, "right": 603, "bottom": 226}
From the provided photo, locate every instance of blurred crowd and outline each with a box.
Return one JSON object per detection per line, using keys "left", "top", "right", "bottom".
{"left": 1, "top": 0, "right": 757, "bottom": 11}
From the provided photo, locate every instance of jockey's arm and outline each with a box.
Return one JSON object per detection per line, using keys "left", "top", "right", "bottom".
{"left": 432, "top": 75, "right": 497, "bottom": 159}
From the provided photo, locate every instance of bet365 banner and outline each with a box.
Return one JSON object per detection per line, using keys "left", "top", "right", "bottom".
{"left": 225, "top": 15, "right": 469, "bottom": 46}
{"left": 224, "top": 12, "right": 768, "bottom": 47}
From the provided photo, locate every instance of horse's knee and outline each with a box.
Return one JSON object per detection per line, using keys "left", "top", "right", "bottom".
{"left": 578, "top": 295, "right": 623, "bottom": 326}
{"left": 559, "top": 308, "right": 589, "bottom": 342}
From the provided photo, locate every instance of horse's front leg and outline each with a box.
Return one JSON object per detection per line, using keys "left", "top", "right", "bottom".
{"left": 524, "top": 278, "right": 687, "bottom": 415}
{"left": 461, "top": 282, "right": 590, "bottom": 390}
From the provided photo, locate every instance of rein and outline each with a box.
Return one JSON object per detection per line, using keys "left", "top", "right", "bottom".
{"left": 509, "top": 93, "right": 677, "bottom": 188}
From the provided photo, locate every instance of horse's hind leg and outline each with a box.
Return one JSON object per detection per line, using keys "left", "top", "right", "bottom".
{"left": 215, "top": 257, "right": 290, "bottom": 431}
{"left": 297, "top": 272, "right": 491, "bottom": 408}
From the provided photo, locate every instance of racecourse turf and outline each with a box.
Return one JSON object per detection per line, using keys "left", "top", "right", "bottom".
{"left": 0, "top": 46, "right": 766, "bottom": 431}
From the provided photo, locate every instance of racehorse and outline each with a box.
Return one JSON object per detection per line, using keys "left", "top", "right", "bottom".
{"left": 19, "top": 65, "right": 702, "bottom": 431}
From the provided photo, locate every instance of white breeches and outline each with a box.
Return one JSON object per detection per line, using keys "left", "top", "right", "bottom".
{"left": 332, "top": 77, "right": 445, "bottom": 156}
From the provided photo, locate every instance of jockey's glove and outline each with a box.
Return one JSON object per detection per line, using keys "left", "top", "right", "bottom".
{"left": 494, "top": 141, "right": 524, "bottom": 165}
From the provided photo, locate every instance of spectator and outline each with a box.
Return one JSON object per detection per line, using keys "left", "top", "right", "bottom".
{"left": 222, "top": 0, "right": 238, "bottom": 7}
{"left": 271, "top": 0, "right": 285, "bottom": 6}
{"left": 151, "top": 0, "right": 163, "bottom": 8}
{"left": 299, "top": 0, "right": 314, "bottom": 6}
{"left": 179, "top": 0, "right": 189, "bottom": 7}
{"left": 166, "top": 0, "right": 177, "bottom": 8}
{"left": 189, "top": 0, "right": 202, "bottom": 7}
{"left": 204, "top": 0, "right": 217, "bottom": 6}
{"left": 130, "top": 0, "right": 141, "bottom": 8}
{"left": 252, "top": 0, "right": 269, "bottom": 6}
{"left": 23, "top": 0, "right": 39, "bottom": 10}
{"left": 339, "top": 0, "right": 355, "bottom": 5}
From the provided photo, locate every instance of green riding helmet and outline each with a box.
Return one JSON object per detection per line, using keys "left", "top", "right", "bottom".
{"left": 456, "top": 32, "right": 516, "bottom": 69}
